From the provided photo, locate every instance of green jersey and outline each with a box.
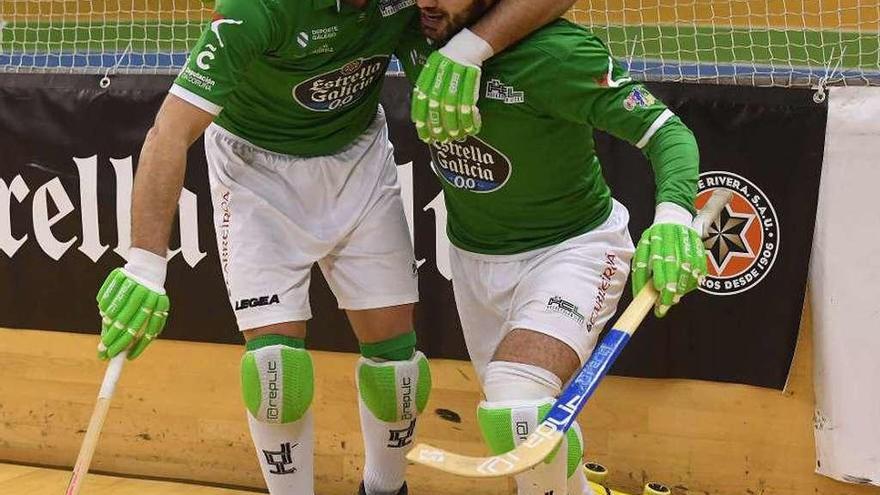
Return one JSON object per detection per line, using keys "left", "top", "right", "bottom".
{"left": 410, "top": 20, "right": 699, "bottom": 255}
{"left": 172, "top": 0, "right": 420, "bottom": 156}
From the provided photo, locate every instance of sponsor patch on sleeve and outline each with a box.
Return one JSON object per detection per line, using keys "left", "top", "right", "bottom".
{"left": 623, "top": 87, "right": 656, "bottom": 111}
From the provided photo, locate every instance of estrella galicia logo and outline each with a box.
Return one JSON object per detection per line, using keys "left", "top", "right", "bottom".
{"left": 262, "top": 442, "right": 298, "bottom": 475}
{"left": 697, "top": 171, "right": 780, "bottom": 295}
{"left": 235, "top": 294, "right": 280, "bottom": 310}
{"left": 292, "top": 55, "right": 389, "bottom": 112}
{"left": 429, "top": 136, "right": 511, "bottom": 193}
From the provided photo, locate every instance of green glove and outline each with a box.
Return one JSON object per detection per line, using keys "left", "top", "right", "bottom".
{"left": 96, "top": 248, "right": 170, "bottom": 360}
{"left": 632, "top": 203, "right": 707, "bottom": 317}
{"left": 411, "top": 28, "right": 493, "bottom": 144}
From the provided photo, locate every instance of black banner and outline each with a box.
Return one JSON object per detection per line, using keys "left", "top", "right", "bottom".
{"left": 0, "top": 74, "right": 824, "bottom": 389}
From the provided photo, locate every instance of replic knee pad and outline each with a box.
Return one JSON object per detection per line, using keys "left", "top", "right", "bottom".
{"left": 478, "top": 398, "right": 585, "bottom": 473}
{"left": 240, "top": 336, "right": 314, "bottom": 423}
{"left": 356, "top": 350, "right": 431, "bottom": 425}
{"left": 479, "top": 398, "right": 585, "bottom": 494}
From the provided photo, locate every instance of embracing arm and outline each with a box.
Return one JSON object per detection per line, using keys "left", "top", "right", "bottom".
{"left": 131, "top": 94, "right": 214, "bottom": 255}
{"left": 411, "top": 0, "right": 576, "bottom": 143}
{"left": 470, "top": 0, "right": 576, "bottom": 52}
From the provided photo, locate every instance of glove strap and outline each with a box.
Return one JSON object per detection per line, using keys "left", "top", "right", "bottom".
{"left": 652, "top": 202, "right": 693, "bottom": 227}
{"left": 124, "top": 247, "right": 168, "bottom": 293}
{"left": 440, "top": 28, "right": 494, "bottom": 67}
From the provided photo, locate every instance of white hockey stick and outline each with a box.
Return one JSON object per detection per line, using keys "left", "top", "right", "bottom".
{"left": 65, "top": 351, "right": 127, "bottom": 494}
{"left": 406, "top": 189, "right": 732, "bottom": 478}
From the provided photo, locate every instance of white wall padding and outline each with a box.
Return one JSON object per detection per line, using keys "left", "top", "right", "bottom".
{"left": 810, "top": 87, "right": 880, "bottom": 487}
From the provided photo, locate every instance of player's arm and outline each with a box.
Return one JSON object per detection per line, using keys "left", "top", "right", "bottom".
{"left": 543, "top": 40, "right": 705, "bottom": 317}
{"left": 131, "top": 95, "right": 214, "bottom": 255}
{"left": 411, "top": 0, "right": 576, "bottom": 143}
{"left": 96, "top": 0, "right": 278, "bottom": 361}
{"left": 95, "top": 96, "right": 212, "bottom": 361}
{"left": 631, "top": 113, "right": 706, "bottom": 317}
{"left": 470, "top": 0, "right": 574, "bottom": 53}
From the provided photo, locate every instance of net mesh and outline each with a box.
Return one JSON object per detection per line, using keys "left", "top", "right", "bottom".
{"left": 0, "top": 0, "right": 210, "bottom": 75}
{"left": 566, "top": 0, "right": 880, "bottom": 87}
{"left": 1, "top": 0, "right": 878, "bottom": 87}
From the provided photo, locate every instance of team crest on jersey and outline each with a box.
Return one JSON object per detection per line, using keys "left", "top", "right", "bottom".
{"left": 622, "top": 87, "right": 655, "bottom": 111}
{"left": 378, "top": 0, "right": 415, "bottom": 17}
{"left": 429, "top": 136, "right": 512, "bottom": 193}
{"left": 485, "top": 79, "right": 524, "bottom": 104}
{"left": 697, "top": 171, "right": 780, "bottom": 296}
{"left": 292, "top": 55, "right": 389, "bottom": 112}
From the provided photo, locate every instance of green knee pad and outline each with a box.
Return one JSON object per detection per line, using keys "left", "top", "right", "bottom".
{"left": 357, "top": 351, "right": 431, "bottom": 422}
{"left": 477, "top": 399, "right": 566, "bottom": 465}
{"left": 240, "top": 335, "right": 313, "bottom": 424}
{"left": 566, "top": 423, "right": 584, "bottom": 479}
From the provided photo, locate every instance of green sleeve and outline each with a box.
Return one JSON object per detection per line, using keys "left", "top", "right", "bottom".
{"left": 536, "top": 35, "right": 698, "bottom": 212}
{"left": 642, "top": 117, "right": 699, "bottom": 214}
{"left": 171, "top": 0, "right": 278, "bottom": 113}
{"left": 393, "top": 19, "right": 434, "bottom": 84}
{"left": 541, "top": 37, "right": 669, "bottom": 145}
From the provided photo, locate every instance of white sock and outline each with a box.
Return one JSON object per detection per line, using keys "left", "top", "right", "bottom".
{"left": 358, "top": 405, "right": 413, "bottom": 494}
{"left": 357, "top": 353, "right": 429, "bottom": 495}
{"left": 247, "top": 411, "right": 315, "bottom": 494}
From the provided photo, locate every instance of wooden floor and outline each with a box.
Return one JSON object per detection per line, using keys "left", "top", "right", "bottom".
{"left": 0, "top": 463, "right": 260, "bottom": 494}
{"left": 2, "top": 301, "right": 879, "bottom": 495}
{"left": 0, "top": 463, "right": 637, "bottom": 495}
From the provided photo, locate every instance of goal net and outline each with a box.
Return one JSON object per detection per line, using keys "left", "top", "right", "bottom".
{"left": 1, "top": 0, "right": 878, "bottom": 88}
{"left": 567, "top": 0, "right": 880, "bottom": 87}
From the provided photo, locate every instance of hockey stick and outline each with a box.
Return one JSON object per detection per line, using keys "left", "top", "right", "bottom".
{"left": 65, "top": 351, "right": 127, "bottom": 495}
{"left": 406, "top": 189, "right": 732, "bottom": 477}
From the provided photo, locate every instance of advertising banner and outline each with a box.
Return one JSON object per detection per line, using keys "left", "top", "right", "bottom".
{"left": 0, "top": 74, "right": 824, "bottom": 388}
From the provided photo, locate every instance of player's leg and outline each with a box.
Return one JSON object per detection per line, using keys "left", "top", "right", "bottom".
{"left": 448, "top": 245, "right": 573, "bottom": 494}
{"left": 469, "top": 200, "right": 634, "bottom": 495}
{"left": 241, "top": 322, "right": 315, "bottom": 494}
{"left": 482, "top": 331, "right": 586, "bottom": 495}
{"left": 331, "top": 238, "right": 425, "bottom": 495}
{"left": 316, "top": 109, "right": 425, "bottom": 495}
{"left": 348, "top": 305, "right": 428, "bottom": 495}
{"left": 205, "top": 124, "right": 323, "bottom": 494}
{"left": 489, "top": 332, "right": 589, "bottom": 495}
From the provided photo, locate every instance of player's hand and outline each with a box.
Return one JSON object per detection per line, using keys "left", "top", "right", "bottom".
{"left": 96, "top": 248, "right": 170, "bottom": 360}
{"left": 632, "top": 203, "right": 707, "bottom": 317}
{"left": 412, "top": 29, "right": 493, "bottom": 144}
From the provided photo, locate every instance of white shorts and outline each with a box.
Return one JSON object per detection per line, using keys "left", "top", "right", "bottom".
{"left": 205, "top": 107, "right": 419, "bottom": 330}
{"left": 450, "top": 200, "right": 635, "bottom": 381}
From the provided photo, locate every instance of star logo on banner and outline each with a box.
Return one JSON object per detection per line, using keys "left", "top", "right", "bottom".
{"left": 704, "top": 205, "right": 755, "bottom": 272}
{"left": 696, "top": 172, "right": 780, "bottom": 296}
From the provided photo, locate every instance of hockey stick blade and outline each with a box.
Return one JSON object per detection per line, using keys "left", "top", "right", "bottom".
{"left": 407, "top": 189, "right": 732, "bottom": 477}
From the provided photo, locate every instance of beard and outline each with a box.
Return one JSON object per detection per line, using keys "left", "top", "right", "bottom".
{"left": 420, "top": 0, "right": 492, "bottom": 43}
